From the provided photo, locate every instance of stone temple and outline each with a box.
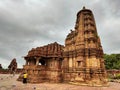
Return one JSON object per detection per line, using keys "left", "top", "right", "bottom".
{"left": 18, "top": 7, "right": 108, "bottom": 86}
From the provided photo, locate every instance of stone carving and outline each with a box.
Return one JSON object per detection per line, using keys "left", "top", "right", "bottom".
{"left": 18, "top": 7, "right": 108, "bottom": 86}
{"left": 8, "top": 58, "right": 17, "bottom": 74}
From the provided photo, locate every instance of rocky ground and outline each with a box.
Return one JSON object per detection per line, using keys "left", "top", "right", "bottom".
{"left": 0, "top": 74, "right": 120, "bottom": 90}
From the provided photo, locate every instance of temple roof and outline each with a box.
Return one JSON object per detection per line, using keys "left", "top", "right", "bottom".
{"left": 25, "top": 42, "right": 64, "bottom": 58}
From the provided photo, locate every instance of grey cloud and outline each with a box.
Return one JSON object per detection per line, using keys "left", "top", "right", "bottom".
{"left": 105, "top": 0, "right": 120, "bottom": 17}
{"left": 0, "top": 0, "right": 119, "bottom": 68}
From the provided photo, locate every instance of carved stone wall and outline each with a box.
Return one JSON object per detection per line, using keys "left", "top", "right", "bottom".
{"left": 18, "top": 42, "right": 64, "bottom": 83}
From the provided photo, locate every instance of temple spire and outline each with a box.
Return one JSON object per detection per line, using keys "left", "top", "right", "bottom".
{"left": 64, "top": 7, "right": 108, "bottom": 86}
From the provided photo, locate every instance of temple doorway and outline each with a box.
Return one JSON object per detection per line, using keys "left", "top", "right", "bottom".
{"left": 39, "top": 59, "right": 46, "bottom": 65}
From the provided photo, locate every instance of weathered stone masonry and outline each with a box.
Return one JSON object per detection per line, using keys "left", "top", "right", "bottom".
{"left": 18, "top": 42, "right": 64, "bottom": 83}
{"left": 18, "top": 7, "right": 108, "bottom": 86}
{"left": 62, "top": 7, "right": 107, "bottom": 86}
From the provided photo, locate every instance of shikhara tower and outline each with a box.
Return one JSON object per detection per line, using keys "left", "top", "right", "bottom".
{"left": 18, "top": 7, "right": 108, "bottom": 86}
{"left": 63, "top": 7, "right": 107, "bottom": 86}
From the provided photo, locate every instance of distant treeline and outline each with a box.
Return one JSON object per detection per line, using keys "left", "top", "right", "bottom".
{"left": 104, "top": 54, "right": 120, "bottom": 70}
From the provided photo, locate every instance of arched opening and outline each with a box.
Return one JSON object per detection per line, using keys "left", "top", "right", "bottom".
{"left": 77, "top": 61, "right": 82, "bottom": 67}
{"left": 39, "top": 59, "right": 46, "bottom": 65}
{"left": 12, "top": 67, "right": 15, "bottom": 71}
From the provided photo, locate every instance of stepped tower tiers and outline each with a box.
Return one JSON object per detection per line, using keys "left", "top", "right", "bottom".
{"left": 63, "top": 7, "right": 108, "bottom": 86}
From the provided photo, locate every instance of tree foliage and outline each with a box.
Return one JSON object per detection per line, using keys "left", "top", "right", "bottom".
{"left": 104, "top": 54, "right": 120, "bottom": 69}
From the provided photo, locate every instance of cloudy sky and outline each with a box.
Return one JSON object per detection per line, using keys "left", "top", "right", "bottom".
{"left": 0, "top": 0, "right": 120, "bottom": 68}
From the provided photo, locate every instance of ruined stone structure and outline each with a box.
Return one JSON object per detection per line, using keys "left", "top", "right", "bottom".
{"left": 18, "top": 7, "right": 107, "bottom": 86}
{"left": 8, "top": 58, "right": 17, "bottom": 73}
{"left": 0, "top": 64, "right": 2, "bottom": 69}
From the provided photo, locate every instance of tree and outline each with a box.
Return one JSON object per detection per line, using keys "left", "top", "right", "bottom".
{"left": 104, "top": 54, "right": 120, "bottom": 69}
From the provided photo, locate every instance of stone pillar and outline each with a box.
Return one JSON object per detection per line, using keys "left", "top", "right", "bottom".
{"left": 36, "top": 57, "right": 40, "bottom": 65}
{"left": 69, "top": 58, "right": 72, "bottom": 68}
{"left": 25, "top": 60, "right": 28, "bottom": 65}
